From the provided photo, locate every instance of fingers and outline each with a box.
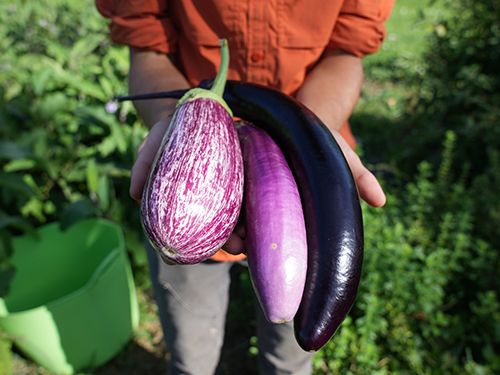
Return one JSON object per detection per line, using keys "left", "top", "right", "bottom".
{"left": 130, "top": 118, "right": 171, "bottom": 201}
{"left": 221, "top": 233, "right": 246, "bottom": 255}
{"left": 221, "top": 217, "right": 246, "bottom": 255}
{"left": 333, "top": 133, "right": 387, "bottom": 208}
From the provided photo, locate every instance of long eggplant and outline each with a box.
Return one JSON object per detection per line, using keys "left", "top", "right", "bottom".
{"left": 237, "top": 121, "right": 307, "bottom": 324}
{"left": 117, "top": 81, "right": 364, "bottom": 351}
{"left": 140, "top": 41, "right": 244, "bottom": 265}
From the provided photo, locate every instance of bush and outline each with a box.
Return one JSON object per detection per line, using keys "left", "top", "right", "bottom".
{"left": 0, "top": 0, "right": 149, "bottom": 296}
{"left": 393, "top": 0, "right": 500, "bottom": 178}
{"left": 314, "top": 132, "right": 500, "bottom": 374}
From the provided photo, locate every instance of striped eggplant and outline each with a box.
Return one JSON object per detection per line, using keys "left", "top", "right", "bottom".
{"left": 140, "top": 40, "right": 244, "bottom": 265}
{"left": 236, "top": 121, "right": 307, "bottom": 324}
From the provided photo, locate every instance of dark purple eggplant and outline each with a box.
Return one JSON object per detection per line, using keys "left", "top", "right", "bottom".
{"left": 117, "top": 81, "right": 364, "bottom": 352}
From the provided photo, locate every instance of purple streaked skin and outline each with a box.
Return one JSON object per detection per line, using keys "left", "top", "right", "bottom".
{"left": 141, "top": 98, "right": 244, "bottom": 264}
{"left": 237, "top": 122, "right": 307, "bottom": 324}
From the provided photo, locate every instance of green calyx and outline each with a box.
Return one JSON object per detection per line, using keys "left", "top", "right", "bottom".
{"left": 176, "top": 39, "right": 233, "bottom": 116}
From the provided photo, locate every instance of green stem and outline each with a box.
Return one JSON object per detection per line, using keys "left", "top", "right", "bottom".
{"left": 210, "top": 39, "right": 229, "bottom": 97}
{"left": 175, "top": 38, "right": 233, "bottom": 116}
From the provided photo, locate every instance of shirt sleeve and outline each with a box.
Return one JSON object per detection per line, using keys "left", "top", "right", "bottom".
{"left": 327, "top": 0, "right": 396, "bottom": 57}
{"left": 95, "top": 0, "right": 178, "bottom": 54}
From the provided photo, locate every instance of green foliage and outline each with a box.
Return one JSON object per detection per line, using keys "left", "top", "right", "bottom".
{"left": 0, "top": 0, "right": 149, "bottom": 296}
{"left": 314, "top": 132, "right": 500, "bottom": 374}
{"left": 392, "top": 0, "right": 500, "bottom": 178}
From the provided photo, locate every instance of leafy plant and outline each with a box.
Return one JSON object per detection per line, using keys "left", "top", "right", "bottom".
{"left": 0, "top": 0, "right": 149, "bottom": 296}
{"left": 314, "top": 131, "right": 500, "bottom": 374}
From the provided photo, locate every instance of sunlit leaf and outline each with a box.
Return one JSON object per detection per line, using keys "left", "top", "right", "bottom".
{"left": 3, "top": 158, "right": 37, "bottom": 172}
{"left": 0, "top": 331, "right": 14, "bottom": 372}
{"left": 39, "top": 92, "right": 68, "bottom": 119}
{"left": 70, "top": 79, "right": 107, "bottom": 102}
{"left": 31, "top": 66, "right": 54, "bottom": 96}
{"left": 70, "top": 34, "right": 102, "bottom": 61}
{"left": 20, "top": 196, "right": 46, "bottom": 223}
{"left": 86, "top": 159, "right": 99, "bottom": 194}
{"left": 97, "top": 174, "right": 110, "bottom": 210}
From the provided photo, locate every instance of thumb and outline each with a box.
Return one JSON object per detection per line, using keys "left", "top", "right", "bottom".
{"left": 130, "top": 118, "right": 171, "bottom": 201}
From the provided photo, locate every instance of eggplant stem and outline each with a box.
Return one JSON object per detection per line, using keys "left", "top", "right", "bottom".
{"left": 211, "top": 39, "right": 229, "bottom": 97}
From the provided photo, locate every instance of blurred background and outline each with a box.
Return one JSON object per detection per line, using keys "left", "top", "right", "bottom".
{"left": 1, "top": 0, "right": 499, "bottom": 373}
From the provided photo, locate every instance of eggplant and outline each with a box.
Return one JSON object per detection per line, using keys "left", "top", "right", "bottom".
{"left": 140, "top": 40, "right": 244, "bottom": 265}
{"left": 118, "top": 81, "right": 364, "bottom": 351}
{"left": 236, "top": 121, "right": 307, "bottom": 324}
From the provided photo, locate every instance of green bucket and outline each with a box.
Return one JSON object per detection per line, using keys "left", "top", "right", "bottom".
{"left": 0, "top": 218, "right": 139, "bottom": 374}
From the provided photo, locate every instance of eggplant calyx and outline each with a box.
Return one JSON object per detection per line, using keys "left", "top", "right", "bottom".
{"left": 176, "top": 39, "right": 232, "bottom": 116}
{"left": 176, "top": 88, "right": 233, "bottom": 116}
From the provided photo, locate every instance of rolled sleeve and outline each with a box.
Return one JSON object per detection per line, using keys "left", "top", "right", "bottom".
{"left": 328, "top": 0, "right": 395, "bottom": 57}
{"left": 96, "top": 0, "right": 178, "bottom": 54}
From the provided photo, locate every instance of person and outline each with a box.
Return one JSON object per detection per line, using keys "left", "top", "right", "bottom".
{"left": 96, "top": 1, "right": 393, "bottom": 374}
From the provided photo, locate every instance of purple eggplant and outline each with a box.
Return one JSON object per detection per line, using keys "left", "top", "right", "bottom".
{"left": 140, "top": 40, "right": 244, "bottom": 265}
{"left": 237, "top": 121, "right": 307, "bottom": 324}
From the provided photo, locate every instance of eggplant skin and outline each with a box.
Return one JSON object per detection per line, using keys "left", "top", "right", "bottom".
{"left": 141, "top": 98, "right": 244, "bottom": 265}
{"left": 221, "top": 82, "right": 364, "bottom": 352}
{"left": 237, "top": 121, "right": 307, "bottom": 324}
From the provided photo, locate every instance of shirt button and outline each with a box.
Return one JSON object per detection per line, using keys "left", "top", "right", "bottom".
{"left": 251, "top": 51, "right": 264, "bottom": 63}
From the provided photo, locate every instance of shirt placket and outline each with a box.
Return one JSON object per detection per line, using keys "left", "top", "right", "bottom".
{"left": 247, "top": 0, "right": 267, "bottom": 84}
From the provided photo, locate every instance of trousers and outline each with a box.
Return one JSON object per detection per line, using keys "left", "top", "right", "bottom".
{"left": 145, "top": 242, "right": 315, "bottom": 375}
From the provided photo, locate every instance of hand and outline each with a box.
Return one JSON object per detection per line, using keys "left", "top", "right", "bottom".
{"left": 295, "top": 49, "right": 386, "bottom": 208}
{"left": 130, "top": 118, "right": 171, "bottom": 201}
{"left": 221, "top": 218, "right": 246, "bottom": 255}
{"left": 330, "top": 130, "right": 386, "bottom": 208}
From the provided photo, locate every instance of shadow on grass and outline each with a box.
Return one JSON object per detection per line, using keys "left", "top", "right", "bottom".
{"left": 93, "top": 340, "right": 169, "bottom": 375}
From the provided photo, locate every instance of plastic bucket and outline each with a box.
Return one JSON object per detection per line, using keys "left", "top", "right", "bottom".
{"left": 0, "top": 218, "right": 139, "bottom": 374}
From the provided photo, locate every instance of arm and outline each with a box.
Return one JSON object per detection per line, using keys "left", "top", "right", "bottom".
{"left": 296, "top": 49, "right": 363, "bottom": 132}
{"left": 128, "top": 48, "right": 190, "bottom": 201}
{"left": 296, "top": 50, "right": 386, "bottom": 208}
{"left": 129, "top": 48, "right": 190, "bottom": 127}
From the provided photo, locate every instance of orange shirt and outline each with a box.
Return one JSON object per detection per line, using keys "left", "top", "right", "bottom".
{"left": 97, "top": 0, "right": 394, "bottom": 95}
{"left": 96, "top": 0, "right": 394, "bottom": 262}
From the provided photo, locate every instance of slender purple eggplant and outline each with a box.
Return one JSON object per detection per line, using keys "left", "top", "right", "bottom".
{"left": 118, "top": 81, "right": 364, "bottom": 351}
{"left": 237, "top": 121, "right": 307, "bottom": 324}
{"left": 140, "top": 40, "right": 244, "bottom": 265}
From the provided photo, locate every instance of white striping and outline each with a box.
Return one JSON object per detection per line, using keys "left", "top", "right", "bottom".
{"left": 141, "top": 98, "right": 244, "bottom": 264}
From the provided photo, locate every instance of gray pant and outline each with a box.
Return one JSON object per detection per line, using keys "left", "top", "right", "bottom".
{"left": 146, "top": 242, "right": 314, "bottom": 375}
